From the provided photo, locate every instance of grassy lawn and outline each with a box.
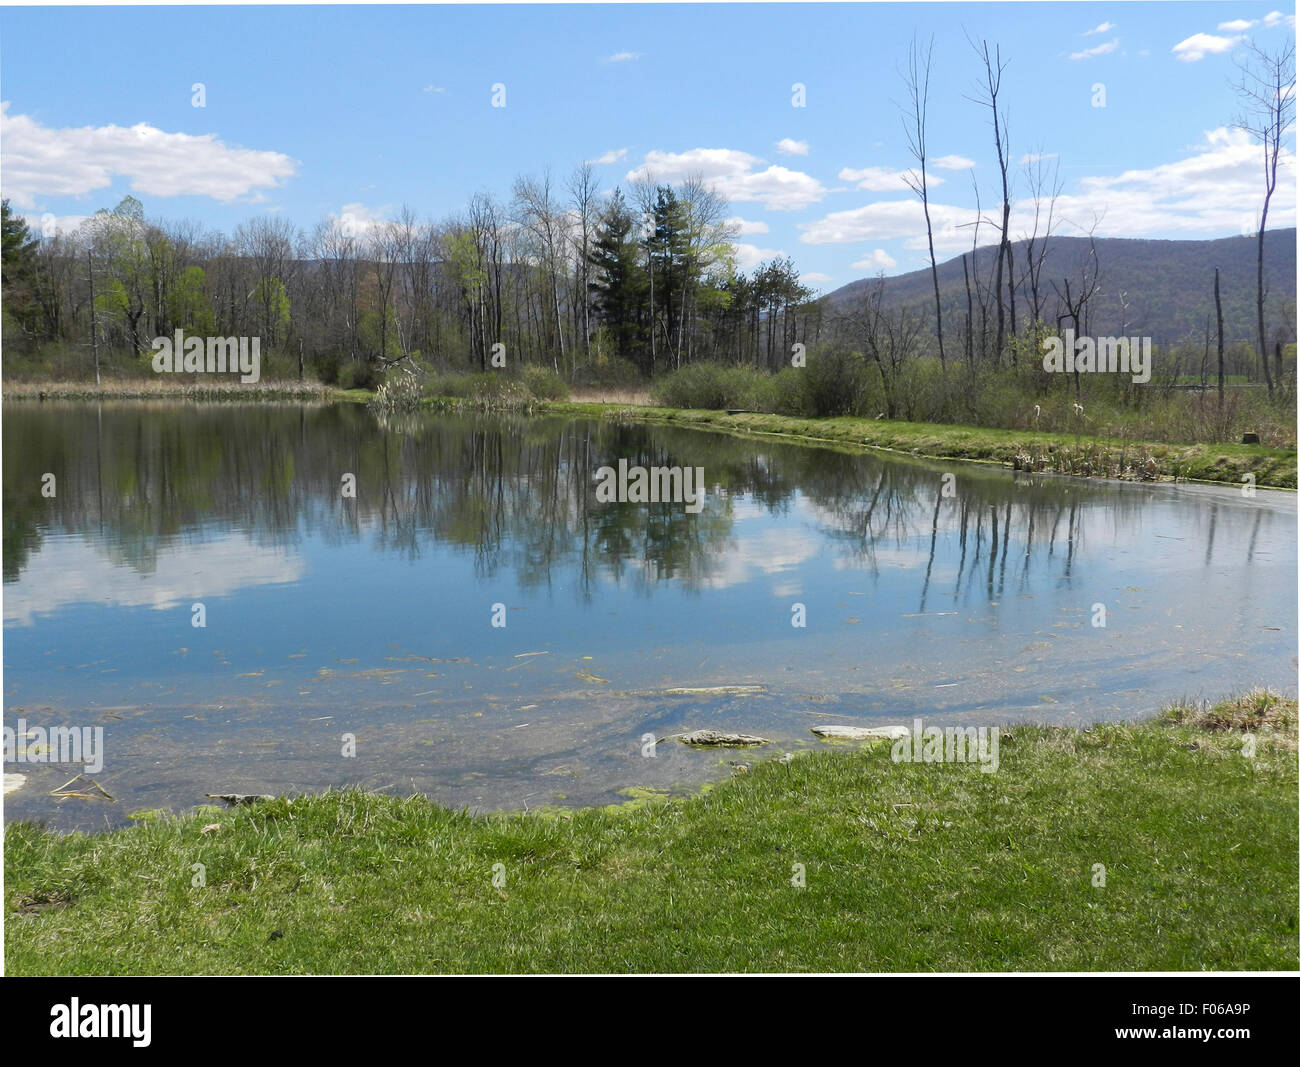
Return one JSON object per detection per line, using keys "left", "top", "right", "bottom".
{"left": 540, "top": 401, "right": 1298, "bottom": 490}
{"left": 6, "top": 692, "right": 1296, "bottom": 974}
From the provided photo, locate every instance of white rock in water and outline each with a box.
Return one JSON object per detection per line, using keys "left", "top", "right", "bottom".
{"left": 811, "top": 724, "right": 910, "bottom": 741}
{"left": 4, "top": 773, "right": 28, "bottom": 796}
{"left": 677, "top": 729, "right": 769, "bottom": 746}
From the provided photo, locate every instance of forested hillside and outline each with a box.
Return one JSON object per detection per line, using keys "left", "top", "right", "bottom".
{"left": 823, "top": 229, "right": 1297, "bottom": 347}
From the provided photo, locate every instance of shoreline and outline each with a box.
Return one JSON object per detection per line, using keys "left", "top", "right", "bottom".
{"left": 6, "top": 691, "right": 1296, "bottom": 973}
{"left": 4, "top": 381, "right": 1294, "bottom": 489}
{"left": 535, "top": 399, "right": 1299, "bottom": 490}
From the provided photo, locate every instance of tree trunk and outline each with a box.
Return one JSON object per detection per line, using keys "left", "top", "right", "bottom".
{"left": 1215, "top": 267, "right": 1225, "bottom": 409}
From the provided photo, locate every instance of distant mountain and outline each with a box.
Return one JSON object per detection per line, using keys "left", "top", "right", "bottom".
{"left": 821, "top": 229, "right": 1297, "bottom": 347}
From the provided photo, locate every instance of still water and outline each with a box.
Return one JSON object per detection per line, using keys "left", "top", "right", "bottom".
{"left": 3, "top": 402, "right": 1295, "bottom": 828}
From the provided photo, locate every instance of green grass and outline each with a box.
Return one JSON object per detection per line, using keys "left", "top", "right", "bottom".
{"left": 6, "top": 692, "right": 1296, "bottom": 974}
{"left": 533, "top": 401, "right": 1298, "bottom": 489}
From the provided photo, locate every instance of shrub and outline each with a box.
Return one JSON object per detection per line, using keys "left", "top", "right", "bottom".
{"left": 337, "top": 360, "right": 381, "bottom": 390}
{"left": 799, "top": 346, "right": 871, "bottom": 417}
{"left": 521, "top": 364, "right": 570, "bottom": 401}
{"left": 650, "top": 362, "right": 775, "bottom": 411}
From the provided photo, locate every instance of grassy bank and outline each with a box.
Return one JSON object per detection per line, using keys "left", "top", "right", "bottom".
{"left": 2, "top": 379, "right": 335, "bottom": 402}
{"left": 6, "top": 692, "right": 1296, "bottom": 974}
{"left": 7, "top": 376, "right": 1294, "bottom": 489}
{"left": 538, "top": 400, "right": 1299, "bottom": 489}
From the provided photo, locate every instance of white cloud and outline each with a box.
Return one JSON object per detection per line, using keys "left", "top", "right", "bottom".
{"left": 1085, "top": 21, "right": 1116, "bottom": 35}
{"left": 726, "top": 216, "right": 769, "bottom": 235}
{"left": 22, "top": 211, "right": 92, "bottom": 239}
{"left": 1020, "top": 152, "right": 1059, "bottom": 165}
{"left": 776, "top": 137, "right": 809, "bottom": 156}
{"left": 0, "top": 102, "right": 297, "bottom": 209}
{"left": 590, "top": 147, "right": 628, "bottom": 165}
{"left": 422, "top": 84, "right": 446, "bottom": 94}
{"left": 1049, "top": 125, "right": 1295, "bottom": 237}
{"left": 800, "top": 271, "right": 833, "bottom": 284}
{"left": 326, "top": 201, "right": 393, "bottom": 238}
{"left": 696, "top": 528, "right": 818, "bottom": 591}
{"left": 604, "top": 51, "right": 641, "bottom": 63}
{"left": 932, "top": 154, "right": 975, "bottom": 171}
{"left": 800, "top": 198, "right": 976, "bottom": 251}
{"left": 838, "top": 165, "right": 942, "bottom": 192}
{"left": 805, "top": 129, "right": 1295, "bottom": 253}
{"left": 626, "top": 147, "right": 826, "bottom": 211}
{"left": 731, "top": 241, "right": 784, "bottom": 271}
{"left": 1263, "top": 11, "right": 1296, "bottom": 28}
{"left": 1172, "top": 32, "right": 1244, "bottom": 62}
{"left": 850, "top": 249, "right": 897, "bottom": 272}
{"left": 1070, "top": 38, "right": 1119, "bottom": 60}
{"left": 1218, "top": 19, "right": 1257, "bottom": 32}
{"left": 4, "top": 533, "right": 304, "bottom": 627}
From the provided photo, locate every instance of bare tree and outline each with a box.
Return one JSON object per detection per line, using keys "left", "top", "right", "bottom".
{"left": 236, "top": 216, "right": 300, "bottom": 348}
{"left": 1234, "top": 38, "right": 1296, "bottom": 397}
{"left": 901, "top": 34, "right": 946, "bottom": 368}
{"left": 1215, "top": 267, "right": 1225, "bottom": 408}
{"left": 567, "top": 163, "right": 600, "bottom": 362}
{"left": 1019, "top": 151, "right": 1062, "bottom": 326}
{"left": 1051, "top": 222, "right": 1103, "bottom": 401}
{"left": 676, "top": 173, "right": 734, "bottom": 366}
{"left": 514, "top": 171, "right": 569, "bottom": 373}
{"left": 968, "top": 38, "right": 1014, "bottom": 363}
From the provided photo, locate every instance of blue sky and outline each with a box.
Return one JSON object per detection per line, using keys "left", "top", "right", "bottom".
{"left": 1, "top": 2, "right": 1295, "bottom": 292}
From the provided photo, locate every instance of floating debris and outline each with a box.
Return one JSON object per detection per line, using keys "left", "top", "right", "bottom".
{"left": 206, "top": 793, "right": 276, "bottom": 805}
{"left": 49, "top": 774, "right": 115, "bottom": 801}
{"left": 811, "top": 724, "right": 909, "bottom": 741}
{"left": 659, "top": 685, "right": 765, "bottom": 696}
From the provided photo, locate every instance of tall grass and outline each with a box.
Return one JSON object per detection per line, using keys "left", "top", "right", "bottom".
{"left": 420, "top": 365, "right": 570, "bottom": 411}
{"left": 648, "top": 349, "right": 1297, "bottom": 448}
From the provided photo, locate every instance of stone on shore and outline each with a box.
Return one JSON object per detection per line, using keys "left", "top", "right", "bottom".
{"left": 811, "top": 724, "right": 909, "bottom": 741}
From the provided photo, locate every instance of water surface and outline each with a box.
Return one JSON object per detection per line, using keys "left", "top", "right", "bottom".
{"left": 3, "top": 402, "right": 1294, "bottom": 828}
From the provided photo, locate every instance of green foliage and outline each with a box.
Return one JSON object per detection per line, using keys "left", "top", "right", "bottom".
{"left": 797, "top": 346, "right": 872, "bottom": 416}
{"left": 521, "top": 364, "right": 569, "bottom": 401}
{"left": 167, "top": 266, "right": 215, "bottom": 336}
{"left": 253, "top": 276, "right": 292, "bottom": 347}
{"left": 650, "top": 362, "right": 775, "bottom": 411}
{"left": 429, "top": 366, "right": 570, "bottom": 406}
{"left": 1, "top": 199, "right": 45, "bottom": 345}
{"left": 643, "top": 344, "right": 1298, "bottom": 449}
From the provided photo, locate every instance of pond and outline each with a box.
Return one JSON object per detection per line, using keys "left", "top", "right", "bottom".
{"left": 3, "top": 401, "right": 1295, "bottom": 829}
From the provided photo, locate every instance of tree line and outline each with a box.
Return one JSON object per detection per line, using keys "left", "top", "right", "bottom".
{"left": 1, "top": 165, "right": 817, "bottom": 387}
